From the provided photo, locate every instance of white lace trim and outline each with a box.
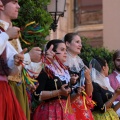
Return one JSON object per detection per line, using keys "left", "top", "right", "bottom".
{"left": 64, "top": 52, "right": 84, "bottom": 73}
{"left": 47, "top": 61, "right": 70, "bottom": 83}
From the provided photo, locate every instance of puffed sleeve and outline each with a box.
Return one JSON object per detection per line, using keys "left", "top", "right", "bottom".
{"left": 92, "top": 82, "right": 106, "bottom": 113}
{"left": 35, "top": 70, "right": 48, "bottom": 94}
{"left": 0, "top": 32, "right": 9, "bottom": 55}
{"left": 23, "top": 53, "right": 31, "bottom": 65}
{"left": 33, "top": 70, "right": 48, "bottom": 100}
{"left": 24, "top": 62, "right": 42, "bottom": 78}
{"left": 6, "top": 42, "right": 17, "bottom": 69}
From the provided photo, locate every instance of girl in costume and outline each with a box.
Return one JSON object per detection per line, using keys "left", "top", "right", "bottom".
{"left": 0, "top": 11, "right": 27, "bottom": 120}
{"left": 33, "top": 39, "right": 76, "bottom": 120}
{"left": 0, "top": 1, "right": 47, "bottom": 120}
{"left": 64, "top": 33, "right": 94, "bottom": 120}
{"left": 90, "top": 57, "right": 120, "bottom": 120}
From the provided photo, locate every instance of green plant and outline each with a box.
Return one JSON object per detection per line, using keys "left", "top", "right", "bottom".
{"left": 13, "top": 0, "right": 53, "bottom": 49}
{"left": 80, "top": 37, "right": 114, "bottom": 73}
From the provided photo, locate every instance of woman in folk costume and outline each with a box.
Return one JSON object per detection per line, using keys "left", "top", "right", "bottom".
{"left": 33, "top": 39, "right": 76, "bottom": 120}
{"left": 90, "top": 57, "right": 120, "bottom": 120}
{"left": 0, "top": 0, "right": 44, "bottom": 119}
{"left": 64, "top": 33, "right": 94, "bottom": 120}
{"left": 0, "top": 2, "right": 27, "bottom": 119}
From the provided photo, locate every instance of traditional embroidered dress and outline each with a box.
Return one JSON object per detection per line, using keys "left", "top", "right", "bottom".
{"left": 33, "top": 61, "right": 76, "bottom": 120}
{"left": 0, "top": 20, "right": 42, "bottom": 120}
{"left": 72, "top": 95, "right": 94, "bottom": 120}
{"left": 0, "top": 30, "right": 27, "bottom": 120}
{"left": 90, "top": 58, "right": 119, "bottom": 120}
{"left": 64, "top": 53, "right": 94, "bottom": 120}
{"left": 92, "top": 82, "right": 119, "bottom": 120}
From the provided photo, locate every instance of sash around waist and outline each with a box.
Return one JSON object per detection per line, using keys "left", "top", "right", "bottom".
{"left": 8, "top": 75, "right": 22, "bottom": 82}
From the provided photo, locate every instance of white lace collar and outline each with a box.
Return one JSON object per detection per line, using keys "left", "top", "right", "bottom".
{"left": 64, "top": 52, "right": 84, "bottom": 73}
{"left": 47, "top": 61, "right": 70, "bottom": 83}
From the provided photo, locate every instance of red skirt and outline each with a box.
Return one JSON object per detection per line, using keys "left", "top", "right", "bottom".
{"left": 72, "top": 96, "right": 94, "bottom": 120}
{"left": 0, "top": 81, "right": 27, "bottom": 120}
{"left": 33, "top": 99, "right": 76, "bottom": 120}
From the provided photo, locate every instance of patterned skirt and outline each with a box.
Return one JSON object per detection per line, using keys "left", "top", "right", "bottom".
{"left": 93, "top": 108, "right": 119, "bottom": 120}
{"left": 0, "top": 81, "right": 27, "bottom": 120}
{"left": 33, "top": 99, "right": 76, "bottom": 120}
{"left": 72, "top": 96, "right": 94, "bottom": 120}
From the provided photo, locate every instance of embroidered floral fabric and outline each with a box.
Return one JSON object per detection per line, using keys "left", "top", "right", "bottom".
{"left": 72, "top": 96, "right": 94, "bottom": 120}
{"left": 33, "top": 99, "right": 75, "bottom": 120}
{"left": 93, "top": 108, "right": 119, "bottom": 120}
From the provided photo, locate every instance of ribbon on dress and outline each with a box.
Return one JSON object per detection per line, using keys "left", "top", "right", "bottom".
{"left": 82, "top": 91, "right": 96, "bottom": 110}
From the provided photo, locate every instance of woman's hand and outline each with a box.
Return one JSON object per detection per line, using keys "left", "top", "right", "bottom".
{"left": 59, "top": 84, "right": 71, "bottom": 97}
{"left": 28, "top": 83, "right": 39, "bottom": 93}
{"left": 84, "top": 66, "right": 92, "bottom": 84}
{"left": 77, "top": 86, "right": 85, "bottom": 95}
{"left": 84, "top": 66, "right": 93, "bottom": 96}
{"left": 84, "top": 66, "right": 91, "bottom": 81}
{"left": 45, "top": 45, "right": 55, "bottom": 60}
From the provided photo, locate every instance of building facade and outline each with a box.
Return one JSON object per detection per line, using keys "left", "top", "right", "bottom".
{"left": 49, "top": 0, "right": 120, "bottom": 51}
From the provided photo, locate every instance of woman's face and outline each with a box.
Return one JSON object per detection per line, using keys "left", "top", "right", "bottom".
{"left": 66, "top": 35, "right": 82, "bottom": 55}
{"left": 55, "top": 43, "right": 67, "bottom": 63}
{"left": 103, "top": 63, "right": 109, "bottom": 77}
